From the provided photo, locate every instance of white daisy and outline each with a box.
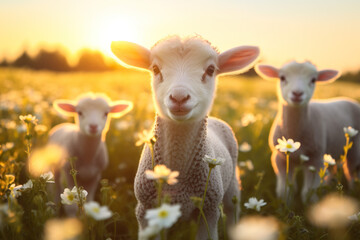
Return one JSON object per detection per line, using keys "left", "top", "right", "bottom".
{"left": 9, "top": 183, "right": 23, "bottom": 198}
{"left": 275, "top": 137, "right": 300, "bottom": 153}
{"left": 40, "top": 171, "right": 55, "bottom": 183}
{"left": 300, "top": 154, "right": 309, "bottom": 162}
{"left": 323, "top": 154, "right": 336, "bottom": 166}
{"left": 145, "top": 203, "right": 181, "bottom": 229}
{"left": 348, "top": 212, "right": 360, "bottom": 221}
{"left": 244, "top": 197, "right": 267, "bottom": 212}
{"left": 239, "top": 142, "right": 252, "bottom": 152}
{"left": 202, "top": 155, "right": 225, "bottom": 167}
{"left": 84, "top": 201, "right": 112, "bottom": 221}
{"left": 22, "top": 179, "right": 33, "bottom": 189}
{"left": 344, "top": 126, "right": 358, "bottom": 138}
{"left": 145, "top": 165, "right": 179, "bottom": 185}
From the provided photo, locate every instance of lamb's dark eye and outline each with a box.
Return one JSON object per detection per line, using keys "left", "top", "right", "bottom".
{"left": 78, "top": 111, "right": 83, "bottom": 116}
{"left": 153, "top": 65, "right": 160, "bottom": 75}
{"left": 311, "top": 77, "right": 316, "bottom": 84}
{"left": 202, "top": 65, "right": 215, "bottom": 82}
{"left": 206, "top": 65, "right": 215, "bottom": 77}
{"left": 104, "top": 112, "right": 109, "bottom": 117}
{"left": 280, "top": 76, "right": 286, "bottom": 82}
{"left": 152, "top": 65, "right": 163, "bottom": 82}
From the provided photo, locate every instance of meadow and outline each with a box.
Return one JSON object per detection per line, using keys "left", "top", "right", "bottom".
{"left": 1, "top": 67, "right": 360, "bottom": 240}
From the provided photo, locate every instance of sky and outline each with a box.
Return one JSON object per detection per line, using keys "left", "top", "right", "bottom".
{"left": 1, "top": 0, "right": 360, "bottom": 72}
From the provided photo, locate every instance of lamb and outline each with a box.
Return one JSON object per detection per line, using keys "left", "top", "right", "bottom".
{"left": 48, "top": 93, "right": 132, "bottom": 214}
{"left": 255, "top": 61, "right": 360, "bottom": 202}
{"left": 111, "top": 36, "right": 260, "bottom": 239}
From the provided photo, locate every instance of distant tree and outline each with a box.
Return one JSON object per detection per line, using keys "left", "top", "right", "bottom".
{"left": 32, "top": 49, "right": 71, "bottom": 71}
{"left": 240, "top": 68, "right": 258, "bottom": 77}
{"left": 0, "top": 59, "right": 9, "bottom": 67}
{"left": 106, "top": 58, "right": 125, "bottom": 71}
{"left": 12, "top": 51, "right": 34, "bottom": 68}
{"left": 341, "top": 71, "right": 360, "bottom": 83}
{"left": 9, "top": 47, "right": 126, "bottom": 72}
{"left": 75, "top": 49, "right": 110, "bottom": 71}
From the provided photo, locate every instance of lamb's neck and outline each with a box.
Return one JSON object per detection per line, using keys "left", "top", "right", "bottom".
{"left": 76, "top": 132, "right": 102, "bottom": 161}
{"left": 153, "top": 116, "right": 207, "bottom": 174}
{"left": 279, "top": 103, "right": 309, "bottom": 139}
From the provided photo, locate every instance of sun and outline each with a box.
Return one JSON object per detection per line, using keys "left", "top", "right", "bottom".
{"left": 87, "top": 14, "right": 140, "bottom": 58}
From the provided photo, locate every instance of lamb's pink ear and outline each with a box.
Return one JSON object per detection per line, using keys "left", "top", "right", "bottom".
{"left": 53, "top": 100, "right": 77, "bottom": 117}
{"left": 217, "top": 46, "right": 260, "bottom": 75}
{"left": 109, "top": 101, "right": 133, "bottom": 118}
{"left": 111, "top": 41, "right": 151, "bottom": 70}
{"left": 317, "top": 69, "right": 340, "bottom": 83}
{"left": 255, "top": 64, "right": 279, "bottom": 81}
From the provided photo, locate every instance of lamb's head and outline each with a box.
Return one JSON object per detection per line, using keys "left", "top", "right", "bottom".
{"left": 111, "top": 36, "right": 259, "bottom": 122}
{"left": 255, "top": 61, "right": 340, "bottom": 106}
{"left": 54, "top": 93, "right": 133, "bottom": 137}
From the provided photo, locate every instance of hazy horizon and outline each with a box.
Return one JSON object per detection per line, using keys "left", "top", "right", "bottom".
{"left": 1, "top": 0, "right": 360, "bottom": 72}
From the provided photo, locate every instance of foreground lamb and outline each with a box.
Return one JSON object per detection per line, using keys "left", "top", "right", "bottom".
{"left": 255, "top": 61, "right": 360, "bottom": 202}
{"left": 112, "top": 36, "right": 259, "bottom": 239}
{"left": 49, "top": 93, "right": 132, "bottom": 214}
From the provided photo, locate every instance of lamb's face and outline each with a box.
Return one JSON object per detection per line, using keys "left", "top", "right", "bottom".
{"left": 111, "top": 37, "right": 260, "bottom": 121}
{"left": 278, "top": 62, "right": 318, "bottom": 107}
{"left": 256, "top": 61, "right": 340, "bottom": 107}
{"left": 76, "top": 98, "right": 111, "bottom": 136}
{"left": 150, "top": 39, "right": 218, "bottom": 122}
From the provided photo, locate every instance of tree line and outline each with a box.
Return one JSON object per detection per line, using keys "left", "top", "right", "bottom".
{"left": 0, "top": 49, "right": 123, "bottom": 72}
{"left": 0, "top": 49, "right": 359, "bottom": 82}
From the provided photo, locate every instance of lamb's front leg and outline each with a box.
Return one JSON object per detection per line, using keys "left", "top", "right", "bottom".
{"left": 271, "top": 151, "right": 286, "bottom": 199}
{"left": 301, "top": 166, "right": 320, "bottom": 203}
{"left": 82, "top": 173, "right": 101, "bottom": 201}
{"left": 136, "top": 202, "right": 147, "bottom": 230}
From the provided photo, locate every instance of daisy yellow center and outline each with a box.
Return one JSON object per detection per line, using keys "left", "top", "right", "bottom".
{"left": 67, "top": 194, "right": 74, "bottom": 201}
{"left": 158, "top": 210, "right": 168, "bottom": 218}
{"left": 286, "top": 143, "right": 293, "bottom": 149}
{"left": 92, "top": 207, "right": 100, "bottom": 213}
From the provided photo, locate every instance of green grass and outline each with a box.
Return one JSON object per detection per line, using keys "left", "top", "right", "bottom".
{"left": 1, "top": 67, "right": 360, "bottom": 239}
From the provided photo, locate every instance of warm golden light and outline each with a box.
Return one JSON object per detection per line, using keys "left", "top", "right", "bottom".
{"left": 86, "top": 13, "right": 140, "bottom": 58}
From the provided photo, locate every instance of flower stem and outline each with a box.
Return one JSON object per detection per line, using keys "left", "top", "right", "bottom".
{"left": 284, "top": 152, "right": 289, "bottom": 202}
{"left": 160, "top": 229, "right": 166, "bottom": 240}
{"left": 199, "top": 208, "right": 212, "bottom": 240}
{"left": 196, "top": 167, "right": 213, "bottom": 240}
{"left": 344, "top": 135, "right": 350, "bottom": 161}
{"left": 24, "top": 122, "right": 32, "bottom": 160}
{"left": 69, "top": 157, "right": 84, "bottom": 214}
{"left": 157, "top": 180, "right": 163, "bottom": 207}
{"left": 200, "top": 167, "right": 212, "bottom": 212}
{"left": 149, "top": 142, "right": 155, "bottom": 170}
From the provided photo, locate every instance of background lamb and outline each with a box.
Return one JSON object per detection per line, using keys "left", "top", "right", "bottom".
{"left": 111, "top": 35, "right": 259, "bottom": 239}
{"left": 255, "top": 61, "right": 360, "bottom": 202}
{"left": 48, "top": 92, "right": 132, "bottom": 214}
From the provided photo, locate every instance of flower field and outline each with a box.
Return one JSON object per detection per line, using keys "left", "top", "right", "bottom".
{"left": 1, "top": 67, "right": 360, "bottom": 239}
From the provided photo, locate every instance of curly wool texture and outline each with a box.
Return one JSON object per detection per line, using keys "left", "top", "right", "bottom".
{"left": 134, "top": 116, "right": 239, "bottom": 239}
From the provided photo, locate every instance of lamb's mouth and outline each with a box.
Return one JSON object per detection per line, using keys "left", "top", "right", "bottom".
{"left": 170, "top": 109, "right": 190, "bottom": 116}
{"left": 291, "top": 97, "right": 303, "bottom": 104}
{"left": 169, "top": 106, "right": 192, "bottom": 116}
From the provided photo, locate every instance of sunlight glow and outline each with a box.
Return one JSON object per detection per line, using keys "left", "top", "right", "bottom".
{"left": 87, "top": 14, "right": 140, "bottom": 58}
